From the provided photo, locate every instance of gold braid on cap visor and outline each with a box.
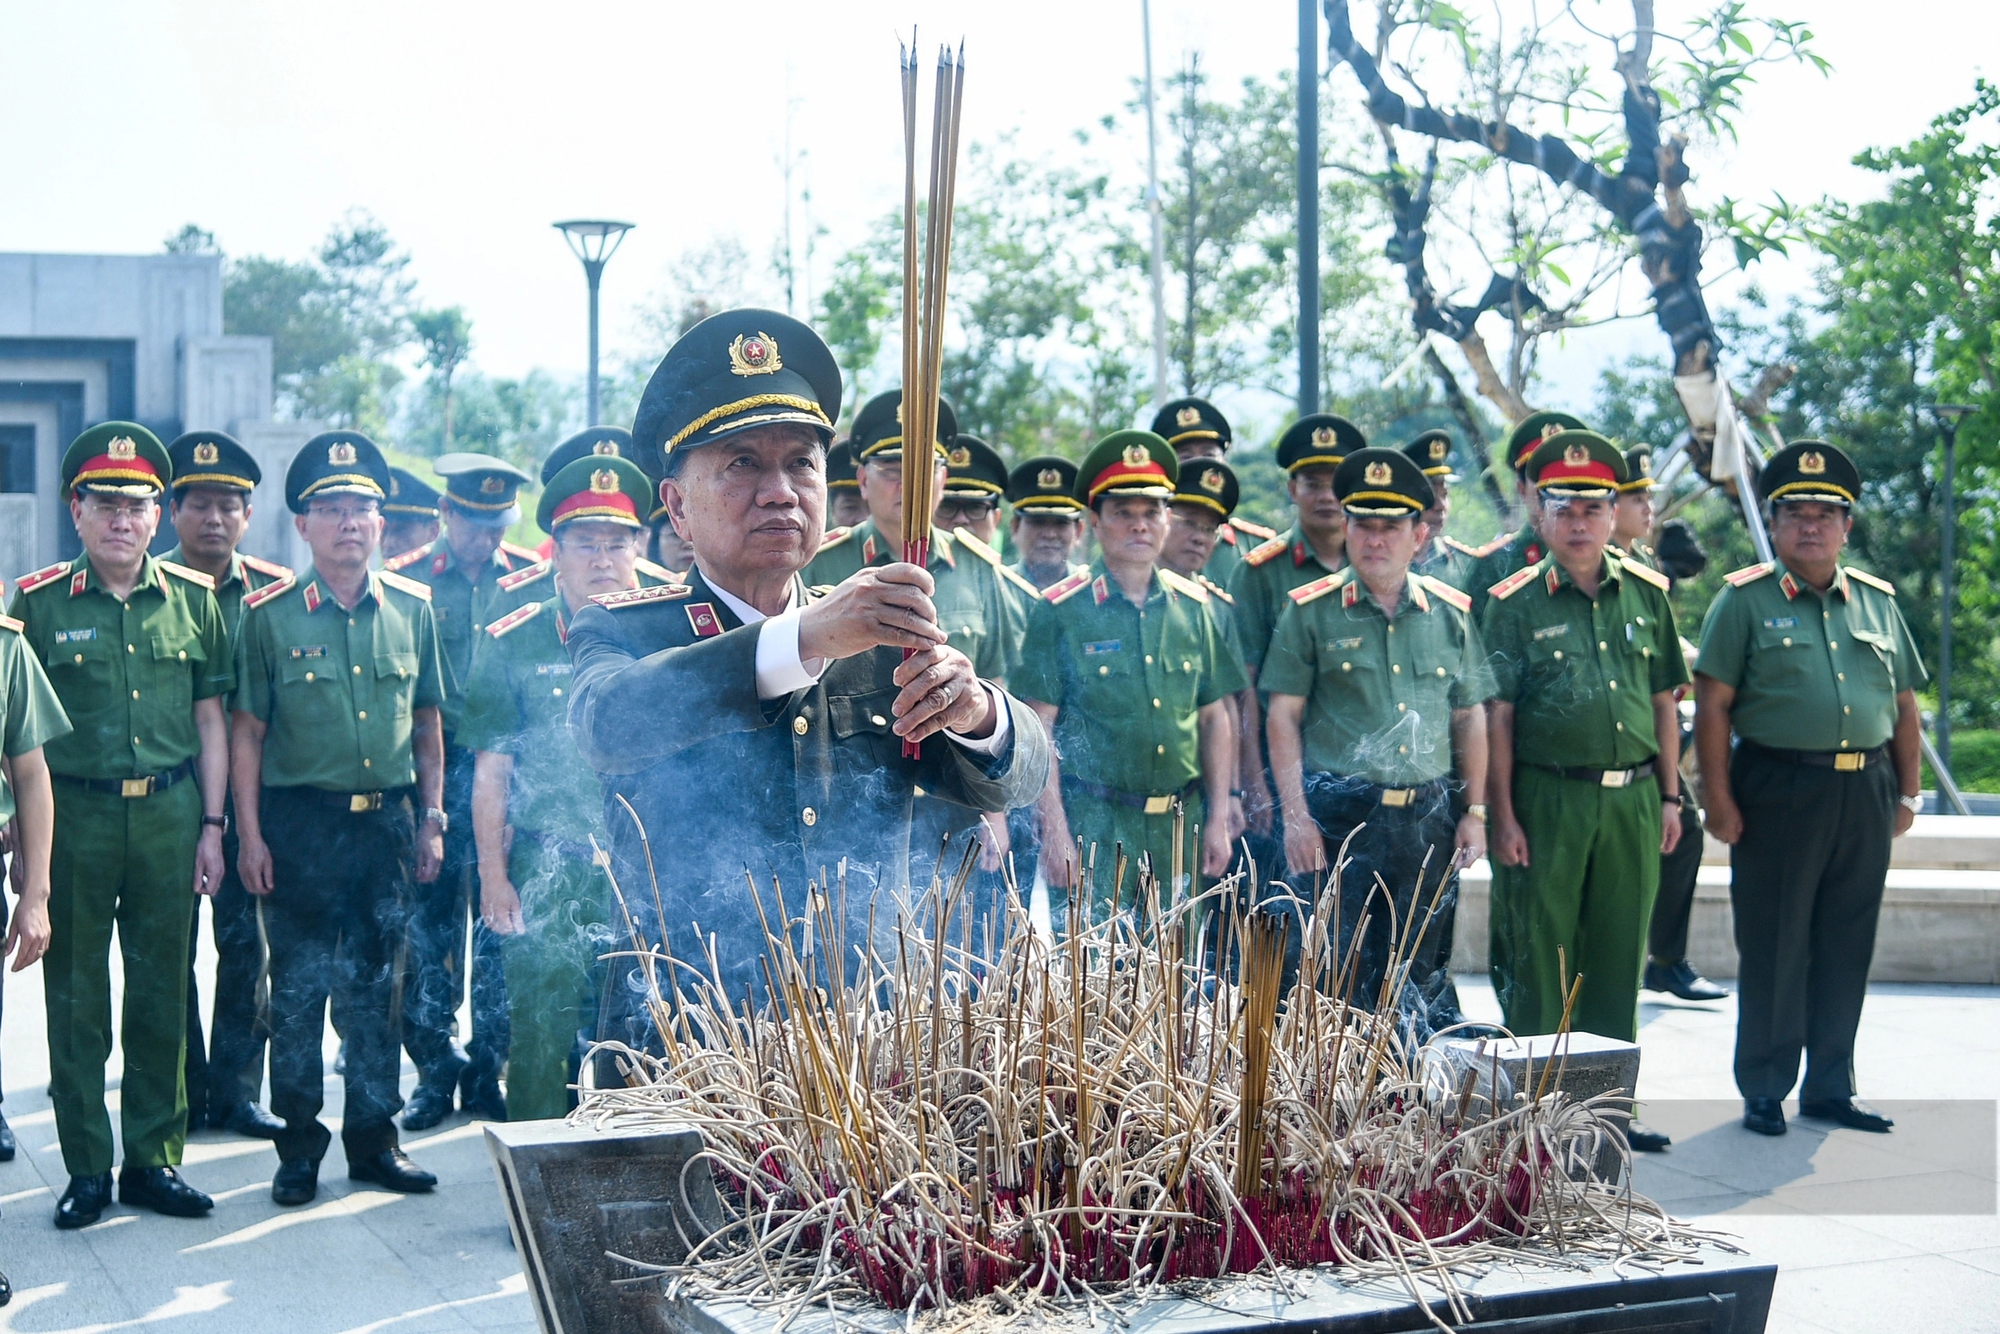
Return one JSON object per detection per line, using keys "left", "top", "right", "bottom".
{"left": 1287, "top": 453, "right": 1345, "bottom": 472}
{"left": 299, "top": 474, "right": 386, "bottom": 500}
{"left": 1173, "top": 492, "right": 1231, "bottom": 517}
{"left": 172, "top": 472, "right": 254, "bottom": 490}
{"left": 665, "top": 394, "right": 832, "bottom": 453}
{"left": 1340, "top": 491, "right": 1422, "bottom": 513}
{"left": 1767, "top": 480, "right": 1855, "bottom": 504}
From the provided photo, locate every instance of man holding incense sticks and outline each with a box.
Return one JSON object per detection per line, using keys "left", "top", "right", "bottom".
{"left": 567, "top": 310, "right": 1048, "bottom": 1026}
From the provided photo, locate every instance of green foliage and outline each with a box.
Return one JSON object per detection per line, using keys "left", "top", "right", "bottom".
{"left": 400, "top": 370, "right": 574, "bottom": 471}
{"left": 1922, "top": 731, "right": 2000, "bottom": 794}
{"left": 162, "top": 224, "right": 219, "bottom": 255}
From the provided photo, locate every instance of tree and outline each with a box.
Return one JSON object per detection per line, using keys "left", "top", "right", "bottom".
{"left": 162, "top": 224, "right": 219, "bottom": 255}
{"left": 412, "top": 306, "right": 473, "bottom": 450}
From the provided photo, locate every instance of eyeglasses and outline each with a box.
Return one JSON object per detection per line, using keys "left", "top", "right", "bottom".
{"left": 563, "top": 538, "right": 639, "bottom": 559}
{"left": 81, "top": 495, "right": 157, "bottom": 517}
{"left": 936, "top": 499, "right": 996, "bottom": 522}
{"left": 307, "top": 501, "right": 381, "bottom": 522}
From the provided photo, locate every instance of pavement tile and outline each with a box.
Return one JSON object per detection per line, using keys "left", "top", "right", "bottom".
{"left": 1770, "top": 1253, "right": 2000, "bottom": 1333}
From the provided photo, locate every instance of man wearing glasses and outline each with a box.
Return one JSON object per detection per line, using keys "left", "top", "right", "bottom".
{"left": 230, "top": 432, "right": 447, "bottom": 1206}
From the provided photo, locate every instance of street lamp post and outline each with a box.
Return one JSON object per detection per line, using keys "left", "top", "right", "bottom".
{"left": 1928, "top": 402, "right": 1975, "bottom": 770}
{"left": 554, "top": 220, "right": 635, "bottom": 426}
{"left": 1297, "top": 0, "right": 1319, "bottom": 415}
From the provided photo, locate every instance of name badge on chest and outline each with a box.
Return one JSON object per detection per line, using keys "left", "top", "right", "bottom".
{"left": 289, "top": 646, "right": 328, "bottom": 659}
{"left": 1083, "top": 640, "right": 1121, "bottom": 655}
{"left": 54, "top": 627, "right": 96, "bottom": 644}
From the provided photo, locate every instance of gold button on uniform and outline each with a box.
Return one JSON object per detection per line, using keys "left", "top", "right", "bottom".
{"left": 793, "top": 715, "right": 809, "bottom": 735}
{"left": 1151, "top": 698, "right": 1160, "bottom": 708}
{"left": 1436, "top": 667, "right": 1447, "bottom": 677}
{"left": 1098, "top": 665, "right": 1109, "bottom": 676}
{"left": 1341, "top": 662, "right": 1351, "bottom": 671}
{"left": 1828, "top": 641, "right": 1838, "bottom": 650}
{"left": 1391, "top": 664, "right": 1401, "bottom": 674}
{"left": 1783, "top": 637, "right": 1792, "bottom": 646}
{"left": 1838, "top": 672, "right": 1845, "bottom": 681}
{"left": 871, "top": 714, "right": 888, "bottom": 727}
{"left": 131, "top": 690, "right": 139, "bottom": 699}
{"left": 353, "top": 665, "right": 362, "bottom": 675}
{"left": 1396, "top": 702, "right": 1406, "bottom": 712}
{"left": 127, "top": 644, "right": 134, "bottom": 653}
{"left": 74, "top": 654, "right": 83, "bottom": 663}
{"left": 363, "top": 758, "right": 372, "bottom": 768}
{"left": 1145, "top": 655, "right": 1153, "bottom": 664}
{"left": 1616, "top": 721, "right": 1625, "bottom": 731}
{"left": 305, "top": 671, "right": 315, "bottom": 682}
{"left": 178, "top": 650, "right": 186, "bottom": 660}
{"left": 801, "top": 807, "right": 817, "bottom": 827}
{"left": 1600, "top": 641, "right": 1608, "bottom": 650}
{"left": 1553, "top": 650, "right": 1564, "bottom": 660}
{"left": 552, "top": 687, "right": 563, "bottom": 697}
{"left": 1156, "top": 744, "right": 1166, "bottom": 755}
{"left": 358, "top": 710, "right": 367, "bottom": 720}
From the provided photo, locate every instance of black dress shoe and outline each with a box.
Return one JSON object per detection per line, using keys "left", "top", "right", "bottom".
{"left": 348, "top": 1148, "right": 437, "bottom": 1193}
{"left": 459, "top": 1073, "right": 507, "bottom": 1122}
{"left": 400, "top": 1085, "right": 455, "bottom": 1132}
{"left": 1643, "top": 959, "right": 1729, "bottom": 1001}
{"left": 272, "top": 1157, "right": 320, "bottom": 1206}
{"left": 118, "top": 1166, "right": 214, "bottom": 1217}
{"left": 55, "top": 1172, "right": 114, "bottom": 1229}
{"left": 220, "top": 1101, "right": 285, "bottom": 1140}
{"left": 1626, "top": 1121, "right": 1673, "bottom": 1152}
{"left": 1, "top": 1266, "right": 11, "bottom": 1305}
{"left": 0, "top": 1111, "right": 15, "bottom": 1161}
{"left": 1800, "top": 1097, "right": 1895, "bottom": 1133}
{"left": 1743, "top": 1096, "right": 1787, "bottom": 1136}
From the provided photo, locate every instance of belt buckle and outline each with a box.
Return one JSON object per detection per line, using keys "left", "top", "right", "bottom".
{"left": 1834, "top": 751, "right": 1865, "bottom": 772}
{"left": 349, "top": 792, "right": 382, "bottom": 813}
{"left": 1600, "top": 768, "right": 1632, "bottom": 789}
{"left": 1143, "top": 795, "right": 1173, "bottom": 815}
{"left": 1379, "top": 787, "right": 1413, "bottom": 808}
{"left": 120, "top": 777, "right": 154, "bottom": 799}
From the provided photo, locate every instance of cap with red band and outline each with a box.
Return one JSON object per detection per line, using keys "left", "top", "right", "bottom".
{"left": 1074, "top": 430, "right": 1178, "bottom": 505}
{"left": 1524, "top": 429, "right": 1628, "bottom": 498}
{"left": 62, "top": 422, "right": 171, "bottom": 498}
{"left": 536, "top": 455, "right": 651, "bottom": 534}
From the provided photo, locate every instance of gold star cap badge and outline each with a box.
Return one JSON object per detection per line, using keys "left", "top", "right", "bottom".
{"left": 1176, "top": 405, "right": 1201, "bottom": 428}
{"left": 1799, "top": 450, "right": 1826, "bottom": 475}
{"left": 1037, "top": 467, "right": 1061, "bottom": 489}
{"left": 1199, "top": 467, "right": 1225, "bottom": 494}
{"left": 947, "top": 445, "right": 972, "bottom": 468}
{"left": 593, "top": 440, "right": 620, "bottom": 456}
{"left": 1122, "top": 443, "right": 1150, "bottom": 467}
{"left": 1564, "top": 442, "right": 1590, "bottom": 466}
{"left": 727, "top": 331, "right": 782, "bottom": 377}
{"left": 1429, "top": 438, "right": 1448, "bottom": 462}
{"left": 108, "top": 436, "right": 137, "bottom": 461}
{"left": 1364, "top": 460, "right": 1392, "bottom": 486}
{"left": 590, "top": 468, "right": 619, "bottom": 494}
{"left": 193, "top": 442, "right": 220, "bottom": 465}
{"left": 329, "top": 442, "right": 357, "bottom": 466}
{"left": 1312, "top": 426, "right": 1336, "bottom": 447}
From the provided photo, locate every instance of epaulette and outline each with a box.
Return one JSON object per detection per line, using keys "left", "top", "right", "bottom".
{"left": 1441, "top": 536, "right": 1483, "bottom": 558}
{"left": 592, "top": 583, "right": 693, "bottom": 610}
{"left": 816, "top": 526, "right": 853, "bottom": 553}
{"left": 997, "top": 563, "right": 1043, "bottom": 599}
{"left": 242, "top": 575, "right": 296, "bottom": 610}
{"left": 1722, "top": 563, "right": 1773, "bottom": 588}
{"left": 952, "top": 527, "right": 1001, "bottom": 565}
{"left": 1217, "top": 525, "right": 1237, "bottom": 545}
{"left": 1469, "top": 531, "right": 1516, "bottom": 560}
{"left": 157, "top": 559, "right": 216, "bottom": 590}
{"left": 497, "top": 559, "right": 552, "bottom": 593}
{"left": 14, "top": 562, "right": 69, "bottom": 596}
{"left": 1195, "top": 573, "right": 1234, "bottom": 604}
{"left": 501, "top": 541, "right": 542, "bottom": 563}
{"left": 1621, "top": 558, "right": 1670, "bottom": 591}
{"left": 485, "top": 601, "right": 542, "bottom": 638}
{"left": 1846, "top": 567, "right": 1896, "bottom": 596}
{"left": 383, "top": 546, "right": 429, "bottom": 572}
{"left": 1231, "top": 516, "right": 1278, "bottom": 541}
{"left": 1420, "top": 575, "right": 1472, "bottom": 613}
{"left": 239, "top": 553, "right": 294, "bottom": 579}
{"left": 1244, "top": 535, "right": 1289, "bottom": 567}
{"left": 0, "top": 615, "right": 21, "bottom": 633}
{"left": 1488, "top": 564, "right": 1542, "bottom": 602}
{"left": 378, "top": 569, "right": 433, "bottom": 601}
{"left": 1044, "top": 570, "right": 1092, "bottom": 605}
{"left": 635, "top": 556, "right": 678, "bottom": 583}
{"left": 1289, "top": 571, "right": 1346, "bottom": 606}
{"left": 1158, "top": 568, "right": 1208, "bottom": 603}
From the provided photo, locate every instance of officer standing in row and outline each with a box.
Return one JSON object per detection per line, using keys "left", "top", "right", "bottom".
{"left": 12, "top": 424, "right": 233, "bottom": 1228}
{"left": 1150, "top": 397, "right": 1277, "bottom": 583}
{"left": 1461, "top": 411, "right": 1588, "bottom": 619}
{"left": 382, "top": 469, "right": 444, "bottom": 563}
{"left": 1613, "top": 447, "right": 1662, "bottom": 568}
{"left": 1159, "top": 457, "right": 1251, "bottom": 841}
{"left": 937, "top": 434, "right": 1042, "bottom": 636}
{"left": 1404, "top": 429, "right": 1476, "bottom": 586}
{"left": 825, "top": 438, "right": 870, "bottom": 532}
{"left": 1694, "top": 442, "right": 1922, "bottom": 1138}
{"left": 1262, "top": 448, "right": 1491, "bottom": 1028}
{"left": 462, "top": 457, "right": 652, "bottom": 1119}
{"left": 1015, "top": 431, "right": 1242, "bottom": 912}
{"left": 1481, "top": 430, "right": 1686, "bottom": 1048}
{"left": 384, "top": 453, "right": 535, "bottom": 1126}
{"left": 1004, "top": 456, "right": 1087, "bottom": 591}
{"left": 231, "top": 431, "right": 446, "bottom": 1204}
{"left": 163, "top": 430, "right": 292, "bottom": 1141}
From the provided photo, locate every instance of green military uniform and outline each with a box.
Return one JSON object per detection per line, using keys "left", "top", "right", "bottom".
{"left": 1004, "top": 455, "right": 1088, "bottom": 593}
{"left": 11, "top": 426, "right": 232, "bottom": 1183}
{"left": 1481, "top": 432, "right": 1686, "bottom": 1043}
{"left": 1015, "top": 432, "right": 1244, "bottom": 909}
{"left": 162, "top": 545, "right": 292, "bottom": 637}
{"left": 941, "top": 435, "right": 1044, "bottom": 654}
{"left": 236, "top": 430, "right": 448, "bottom": 1177}
{"left": 1225, "top": 414, "right": 1365, "bottom": 676}
{"left": 1462, "top": 528, "right": 1544, "bottom": 621}
{"left": 1695, "top": 441, "right": 1923, "bottom": 1111}
{"left": 806, "top": 518, "right": 1018, "bottom": 681}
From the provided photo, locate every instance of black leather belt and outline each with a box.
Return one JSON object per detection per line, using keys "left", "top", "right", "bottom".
{"left": 268, "top": 784, "right": 412, "bottom": 813}
{"left": 1063, "top": 776, "right": 1199, "bottom": 815}
{"left": 1312, "top": 773, "right": 1450, "bottom": 807}
{"left": 1533, "top": 760, "right": 1656, "bottom": 788}
{"left": 56, "top": 759, "right": 195, "bottom": 798}
{"left": 1741, "top": 740, "right": 1887, "bottom": 772}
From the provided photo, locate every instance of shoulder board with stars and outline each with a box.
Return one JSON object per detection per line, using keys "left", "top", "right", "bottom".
{"left": 635, "top": 556, "right": 678, "bottom": 583}
{"left": 1232, "top": 516, "right": 1278, "bottom": 541}
{"left": 1243, "top": 535, "right": 1290, "bottom": 567}
{"left": 1441, "top": 536, "right": 1483, "bottom": 558}
{"left": 501, "top": 541, "right": 542, "bottom": 563}
{"left": 1195, "top": 573, "right": 1234, "bottom": 604}
{"left": 1722, "top": 562, "right": 1773, "bottom": 588}
{"left": 241, "top": 574, "right": 297, "bottom": 610}
{"left": 497, "top": 559, "right": 552, "bottom": 593}
{"left": 1044, "top": 570, "right": 1092, "bottom": 605}
{"left": 383, "top": 545, "right": 430, "bottom": 572}
{"left": 816, "top": 526, "right": 853, "bottom": 553}
{"left": 1488, "top": 563, "right": 1542, "bottom": 603}
{"left": 1846, "top": 567, "right": 1896, "bottom": 596}
{"left": 157, "top": 559, "right": 216, "bottom": 590}
{"left": 1158, "top": 568, "right": 1209, "bottom": 604}
{"left": 1420, "top": 575, "right": 1472, "bottom": 613}
{"left": 1288, "top": 570, "right": 1347, "bottom": 606}
{"left": 486, "top": 601, "right": 543, "bottom": 638}
{"left": 13, "top": 562, "right": 70, "bottom": 596}
{"left": 378, "top": 569, "right": 433, "bottom": 601}
{"left": 591, "top": 583, "right": 693, "bottom": 610}
{"left": 240, "top": 553, "right": 294, "bottom": 579}
{"left": 1620, "top": 557, "right": 1670, "bottom": 591}
{"left": 0, "top": 614, "right": 21, "bottom": 634}
{"left": 1469, "top": 531, "right": 1517, "bottom": 560}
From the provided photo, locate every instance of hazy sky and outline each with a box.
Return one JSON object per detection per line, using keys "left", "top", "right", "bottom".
{"left": 2, "top": 1, "right": 1994, "bottom": 406}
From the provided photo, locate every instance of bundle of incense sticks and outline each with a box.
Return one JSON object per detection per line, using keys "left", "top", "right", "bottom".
{"left": 898, "top": 38, "right": 964, "bottom": 759}
{"left": 580, "top": 831, "right": 1726, "bottom": 1325}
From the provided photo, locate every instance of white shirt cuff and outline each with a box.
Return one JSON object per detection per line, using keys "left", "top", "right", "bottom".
{"left": 946, "top": 681, "right": 1012, "bottom": 757}
{"left": 753, "top": 607, "right": 827, "bottom": 699}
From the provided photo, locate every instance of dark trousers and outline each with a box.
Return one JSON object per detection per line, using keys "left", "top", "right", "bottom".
{"left": 1729, "top": 743, "right": 1894, "bottom": 1102}
{"left": 1648, "top": 798, "right": 1705, "bottom": 963}
{"left": 183, "top": 829, "right": 268, "bottom": 1124}
{"left": 1302, "top": 773, "right": 1461, "bottom": 1032}
{"left": 262, "top": 786, "right": 412, "bottom": 1164}
{"left": 401, "top": 745, "right": 509, "bottom": 1084}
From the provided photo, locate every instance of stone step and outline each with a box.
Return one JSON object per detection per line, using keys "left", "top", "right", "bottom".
{"left": 1700, "top": 813, "right": 2000, "bottom": 869}
{"left": 1451, "top": 859, "right": 2000, "bottom": 985}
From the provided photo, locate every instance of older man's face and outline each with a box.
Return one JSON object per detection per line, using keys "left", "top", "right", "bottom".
{"left": 663, "top": 425, "right": 826, "bottom": 576}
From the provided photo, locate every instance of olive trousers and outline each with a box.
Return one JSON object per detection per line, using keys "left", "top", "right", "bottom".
{"left": 500, "top": 834, "right": 613, "bottom": 1122}
{"left": 1053, "top": 785, "right": 1206, "bottom": 923}
{"left": 46, "top": 780, "right": 200, "bottom": 1176}
{"left": 1490, "top": 766, "right": 1661, "bottom": 1042}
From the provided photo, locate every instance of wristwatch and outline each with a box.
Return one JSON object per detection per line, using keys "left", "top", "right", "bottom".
{"left": 1899, "top": 794, "right": 1924, "bottom": 814}
{"left": 421, "top": 807, "right": 449, "bottom": 831}
{"left": 201, "top": 814, "right": 228, "bottom": 833}
{"left": 1466, "top": 804, "right": 1488, "bottom": 823}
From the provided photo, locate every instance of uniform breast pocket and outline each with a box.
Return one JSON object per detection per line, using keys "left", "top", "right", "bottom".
{"left": 47, "top": 639, "right": 113, "bottom": 686}
{"left": 148, "top": 632, "right": 202, "bottom": 708}
{"left": 278, "top": 654, "right": 345, "bottom": 730}
{"left": 1079, "top": 647, "right": 1142, "bottom": 715}
{"left": 1409, "top": 653, "right": 1455, "bottom": 717}
{"left": 376, "top": 653, "right": 418, "bottom": 716}
{"left": 1848, "top": 630, "right": 1897, "bottom": 690}
{"left": 1519, "top": 637, "right": 1575, "bottom": 694}
{"left": 1750, "top": 627, "right": 1811, "bottom": 684}
{"left": 825, "top": 688, "right": 901, "bottom": 768}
